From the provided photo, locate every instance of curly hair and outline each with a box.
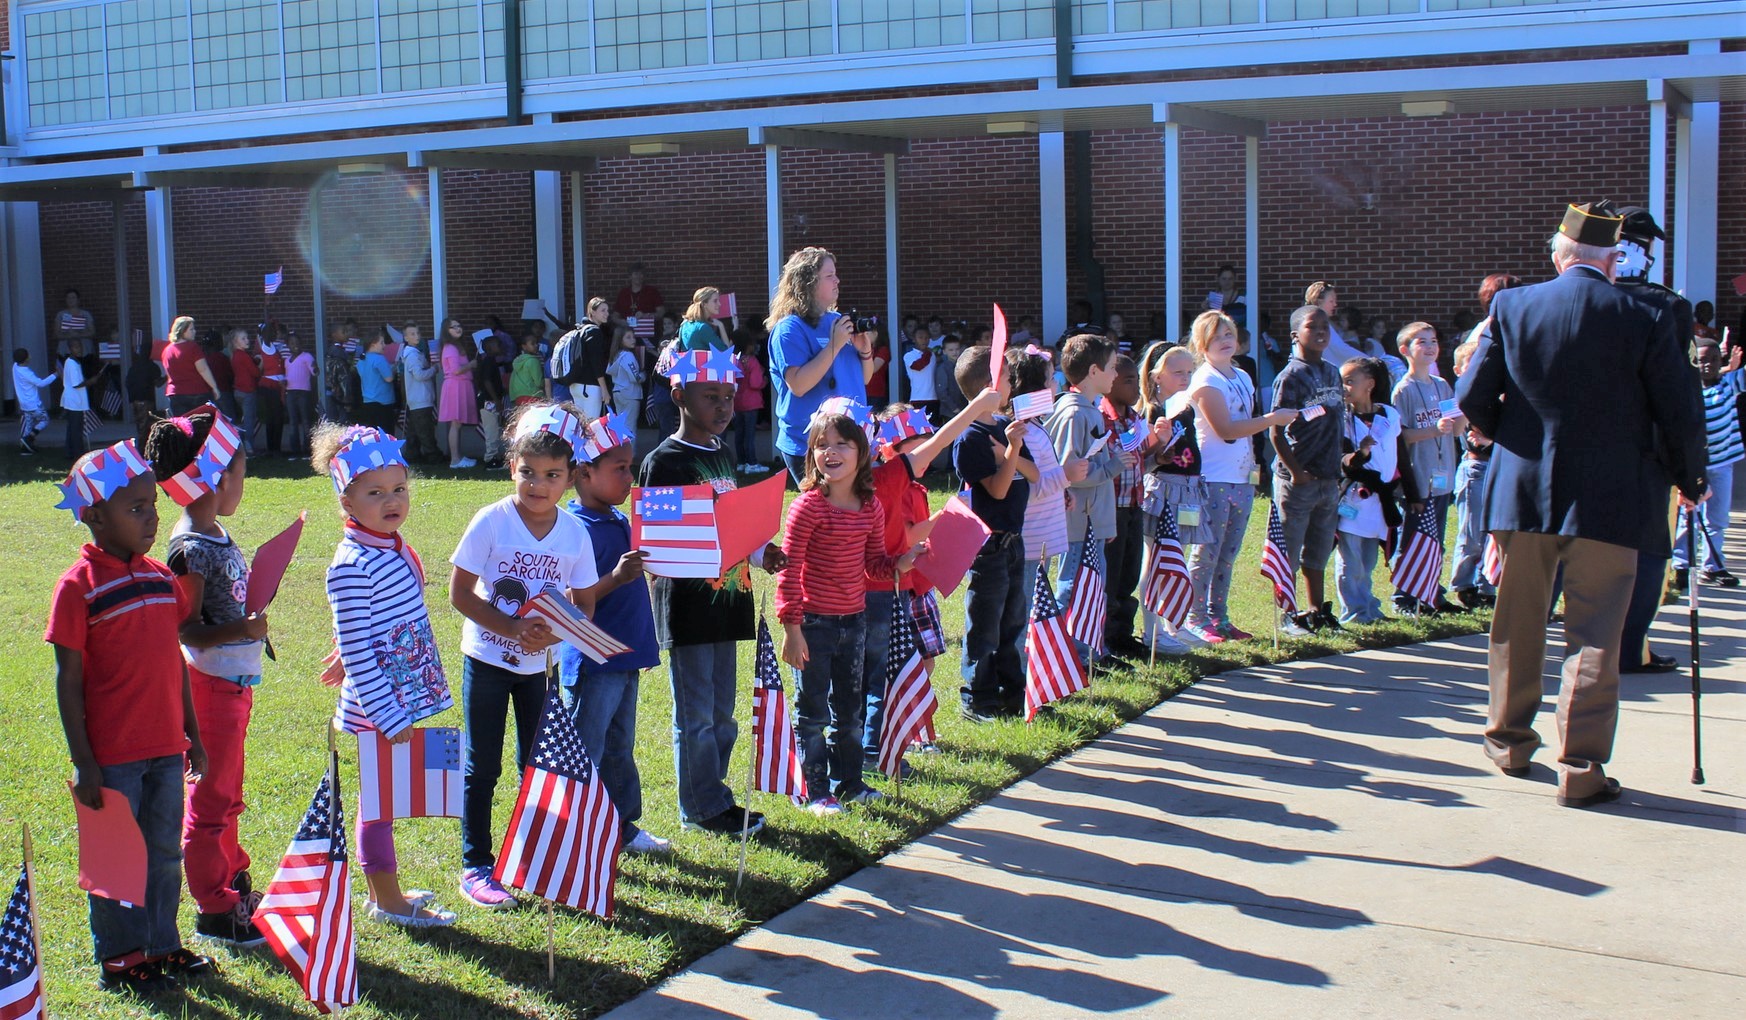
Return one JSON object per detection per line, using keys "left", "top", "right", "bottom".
{"left": 1004, "top": 346, "right": 1053, "bottom": 400}
{"left": 800, "top": 413, "right": 875, "bottom": 502}
{"left": 144, "top": 407, "right": 216, "bottom": 478}
{"left": 765, "top": 247, "right": 835, "bottom": 329}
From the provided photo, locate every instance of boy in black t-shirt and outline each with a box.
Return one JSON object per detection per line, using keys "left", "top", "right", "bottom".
{"left": 639, "top": 351, "right": 786, "bottom": 835}
{"left": 1270, "top": 305, "right": 1345, "bottom": 634}
{"left": 951, "top": 346, "right": 1038, "bottom": 721}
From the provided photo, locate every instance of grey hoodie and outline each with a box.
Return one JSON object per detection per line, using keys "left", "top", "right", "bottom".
{"left": 1046, "top": 390, "right": 1121, "bottom": 544}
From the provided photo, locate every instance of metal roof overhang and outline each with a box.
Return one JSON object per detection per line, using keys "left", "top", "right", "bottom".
{"left": 0, "top": 51, "right": 1736, "bottom": 201}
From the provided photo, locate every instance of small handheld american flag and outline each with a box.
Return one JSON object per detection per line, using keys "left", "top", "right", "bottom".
{"left": 1024, "top": 559, "right": 1089, "bottom": 721}
{"left": 1259, "top": 501, "right": 1298, "bottom": 615}
{"left": 0, "top": 862, "right": 44, "bottom": 1020}
{"left": 1482, "top": 532, "right": 1502, "bottom": 587}
{"left": 516, "top": 589, "right": 630, "bottom": 664}
{"left": 265, "top": 267, "right": 284, "bottom": 295}
{"left": 356, "top": 728, "right": 463, "bottom": 824}
{"left": 254, "top": 766, "right": 357, "bottom": 1015}
{"left": 1143, "top": 508, "right": 1193, "bottom": 626}
{"left": 750, "top": 619, "right": 807, "bottom": 801}
{"left": 1392, "top": 504, "right": 1446, "bottom": 606}
{"left": 1064, "top": 522, "right": 1107, "bottom": 651}
{"left": 877, "top": 593, "right": 938, "bottom": 779}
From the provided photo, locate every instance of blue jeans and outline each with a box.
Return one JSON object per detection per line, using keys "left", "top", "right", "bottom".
{"left": 667, "top": 641, "right": 739, "bottom": 824}
{"left": 734, "top": 409, "right": 760, "bottom": 464}
{"left": 563, "top": 670, "right": 643, "bottom": 839}
{"left": 1394, "top": 492, "right": 1452, "bottom": 600}
{"left": 1335, "top": 531, "right": 1386, "bottom": 623}
{"left": 861, "top": 588, "right": 895, "bottom": 755}
{"left": 1055, "top": 537, "right": 1107, "bottom": 655}
{"left": 65, "top": 409, "right": 87, "bottom": 461}
{"left": 235, "top": 390, "right": 259, "bottom": 452}
{"left": 781, "top": 449, "right": 807, "bottom": 487}
{"left": 286, "top": 390, "right": 316, "bottom": 454}
{"left": 793, "top": 612, "right": 868, "bottom": 797}
{"left": 961, "top": 533, "right": 1026, "bottom": 714}
{"left": 1450, "top": 458, "right": 1493, "bottom": 593}
{"left": 90, "top": 754, "right": 185, "bottom": 962}
{"left": 460, "top": 656, "right": 545, "bottom": 870}
{"left": 1673, "top": 463, "right": 1734, "bottom": 572}
{"left": 1621, "top": 548, "right": 1669, "bottom": 667}
{"left": 1187, "top": 482, "right": 1255, "bottom": 629}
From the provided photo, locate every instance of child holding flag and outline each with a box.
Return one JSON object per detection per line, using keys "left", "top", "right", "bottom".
{"left": 313, "top": 423, "right": 457, "bottom": 927}
{"left": 1137, "top": 343, "right": 1206, "bottom": 651}
{"left": 143, "top": 405, "right": 269, "bottom": 947}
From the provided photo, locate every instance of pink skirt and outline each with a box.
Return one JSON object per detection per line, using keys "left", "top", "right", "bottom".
{"left": 438, "top": 379, "right": 478, "bottom": 424}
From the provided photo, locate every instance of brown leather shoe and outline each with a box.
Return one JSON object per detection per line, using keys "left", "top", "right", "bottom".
{"left": 1557, "top": 778, "right": 1623, "bottom": 808}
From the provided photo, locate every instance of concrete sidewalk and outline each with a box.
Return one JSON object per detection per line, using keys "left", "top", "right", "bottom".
{"left": 611, "top": 540, "right": 1746, "bottom": 1019}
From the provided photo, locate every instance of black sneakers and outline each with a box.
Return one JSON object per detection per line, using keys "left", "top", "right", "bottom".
{"left": 154, "top": 947, "right": 217, "bottom": 977}
{"left": 1700, "top": 569, "right": 1741, "bottom": 588}
{"left": 100, "top": 955, "right": 172, "bottom": 993}
{"left": 195, "top": 900, "right": 267, "bottom": 947}
{"left": 683, "top": 803, "right": 765, "bottom": 836}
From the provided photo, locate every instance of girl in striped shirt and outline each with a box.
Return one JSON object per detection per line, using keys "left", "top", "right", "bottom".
{"left": 777, "top": 410, "right": 921, "bottom": 815}
{"left": 313, "top": 423, "right": 458, "bottom": 927}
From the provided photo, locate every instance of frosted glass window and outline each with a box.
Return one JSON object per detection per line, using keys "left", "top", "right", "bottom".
{"left": 596, "top": 0, "right": 705, "bottom": 73}
{"left": 380, "top": 0, "right": 480, "bottom": 91}
{"left": 284, "top": 0, "right": 379, "bottom": 100}
{"left": 106, "top": 0, "right": 193, "bottom": 119}
{"left": 839, "top": 0, "right": 967, "bottom": 54}
{"left": 192, "top": 0, "right": 282, "bottom": 110}
{"left": 1424, "top": 0, "right": 1577, "bottom": 9}
{"left": 970, "top": 0, "right": 1054, "bottom": 43}
{"left": 1267, "top": 0, "right": 1419, "bottom": 19}
{"left": 25, "top": 6, "right": 108, "bottom": 126}
{"left": 1112, "top": 0, "right": 1262, "bottom": 30}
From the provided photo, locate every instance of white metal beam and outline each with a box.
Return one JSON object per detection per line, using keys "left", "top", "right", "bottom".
{"left": 1647, "top": 91, "right": 1670, "bottom": 288}
{"left": 1245, "top": 136, "right": 1266, "bottom": 394}
{"left": 570, "top": 170, "right": 587, "bottom": 321}
{"left": 429, "top": 167, "right": 446, "bottom": 329}
{"left": 411, "top": 150, "right": 598, "bottom": 174}
{"left": 1673, "top": 113, "right": 1692, "bottom": 297}
{"left": 765, "top": 143, "right": 782, "bottom": 302}
{"left": 1163, "top": 123, "right": 1182, "bottom": 351}
{"left": 1154, "top": 103, "right": 1266, "bottom": 139}
{"left": 533, "top": 170, "right": 564, "bottom": 321}
{"left": 1039, "top": 130, "right": 1067, "bottom": 344}
{"left": 145, "top": 186, "right": 175, "bottom": 345}
{"left": 750, "top": 126, "right": 909, "bottom": 155}
{"left": 884, "top": 151, "right": 901, "bottom": 399}
{"left": 310, "top": 184, "right": 328, "bottom": 414}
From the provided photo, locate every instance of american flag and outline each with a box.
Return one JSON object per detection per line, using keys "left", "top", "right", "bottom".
{"left": 0, "top": 864, "right": 43, "bottom": 1020}
{"left": 1011, "top": 390, "right": 1054, "bottom": 421}
{"left": 750, "top": 618, "right": 807, "bottom": 801}
{"left": 255, "top": 769, "right": 357, "bottom": 1015}
{"left": 1259, "top": 501, "right": 1298, "bottom": 615}
{"left": 265, "top": 267, "right": 284, "bottom": 295}
{"left": 101, "top": 379, "right": 124, "bottom": 417}
{"left": 1482, "top": 532, "right": 1502, "bottom": 586}
{"left": 877, "top": 593, "right": 937, "bottom": 779}
{"left": 1142, "top": 508, "right": 1193, "bottom": 626}
{"left": 1024, "top": 559, "right": 1088, "bottom": 721}
{"left": 1065, "top": 522, "right": 1107, "bottom": 650}
{"left": 631, "top": 484, "right": 723, "bottom": 577}
{"left": 1392, "top": 504, "right": 1446, "bottom": 606}
{"left": 82, "top": 409, "right": 102, "bottom": 440}
{"left": 494, "top": 682, "right": 623, "bottom": 918}
{"left": 517, "top": 589, "right": 630, "bottom": 664}
{"left": 356, "top": 727, "right": 463, "bottom": 824}
{"left": 630, "top": 316, "right": 655, "bottom": 340}
{"left": 1117, "top": 419, "right": 1148, "bottom": 453}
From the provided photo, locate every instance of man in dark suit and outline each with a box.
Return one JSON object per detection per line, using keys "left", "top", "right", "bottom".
{"left": 1455, "top": 202, "right": 1706, "bottom": 808}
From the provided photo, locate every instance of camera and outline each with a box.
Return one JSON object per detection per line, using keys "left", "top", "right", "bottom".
{"left": 846, "top": 309, "right": 879, "bottom": 333}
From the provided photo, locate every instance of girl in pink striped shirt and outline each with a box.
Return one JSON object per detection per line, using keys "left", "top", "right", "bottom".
{"left": 776, "top": 411, "right": 920, "bottom": 815}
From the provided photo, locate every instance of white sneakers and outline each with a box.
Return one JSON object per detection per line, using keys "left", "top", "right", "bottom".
{"left": 624, "top": 829, "right": 673, "bottom": 855}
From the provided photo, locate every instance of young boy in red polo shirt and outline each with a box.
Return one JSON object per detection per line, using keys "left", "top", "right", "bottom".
{"left": 47, "top": 441, "right": 212, "bottom": 992}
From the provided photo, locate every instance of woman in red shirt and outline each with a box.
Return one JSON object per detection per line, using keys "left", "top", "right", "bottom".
{"left": 732, "top": 335, "right": 768, "bottom": 472}
{"left": 162, "top": 315, "right": 219, "bottom": 415}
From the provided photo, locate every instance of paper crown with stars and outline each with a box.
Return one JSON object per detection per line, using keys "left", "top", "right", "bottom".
{"left": 875, "top": 407, "right": 935, "bottom": 448}
{"left": 56, "top": 440, "right": 152, "bottom": 521}
{"left": 328, "top": 426, "right": 408, "bottom": 494}
{"left": 815, "top": 396, "right": 874, "bottom": 431}
{"left": 667, "top": 347, "right": 741, "bottom": 388}
{"left": 158, "top": 404, "right": 244, "bottom": 507}
{"left": 577, "top": 410, "right": 636, "bottom": 463}
{"left": 511, "top": 402, "right": 586, "bottom": 459}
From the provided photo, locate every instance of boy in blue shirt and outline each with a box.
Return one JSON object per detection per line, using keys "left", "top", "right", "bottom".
{"left": 562, "top": 411, "right": 671, "bottom": 855}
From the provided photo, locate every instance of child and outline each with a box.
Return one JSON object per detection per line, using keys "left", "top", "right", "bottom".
{"left": 902, "top": 326, "right": 939, "bottom": 422}
{"left": 448, "top": 404, "right": 601, "bottom": 907}
{"left": 12, "top": 348, "right": 56, "bottom": 455}
{"left": 62, "top": 338, "right": 93, "bottom": 462}
{"left": 475, "top": 335, "right": 509, "bottom": 470}
{"left": 509, "top": 331, "right": 548, "bottom": 405}
{"left": 49, "top": 441, "right": 215, "bottom": 990}
{"left": 640, "top": 350, "right": 786, "bottom": 833}
{"left": 777, "top": 410, "right": 919, "bottom": 813}
{"left": 1137, "top": 344, "right": 1206, "bottom": 650}
{"left": 935, "top": 335, "right": 969, "bottom": 422}
{"left": 355, "top": 333, "right": 397, "bottom": 435}
{"left": 285, "top": 334, "right": 317, "bottom": 458}
{"left": 1101, "top": 353, "right": 1148, "bottom": 653}
{"left": 1673, "top": 338, "right": 1746, "bottom": 587}
{"left": 1185, "top": 312, "right": 1298, "bottom": 642}
{"left": 143, "top": 406, "right": 269, "bottom": 947}
{"left": 1270, "top": 305, "right": 1346, "bottom": 634}
{"left": 1007, "top": 348, "right": 1077, "bottom": 644}
{"left": 1392, "top": 321, "right": 1460, "bottom": 614}
{"left": 398, "top": 325, "right": 442, "bottom": 464}
{"left": 952, "top": 345, "right": 1035, "bottom": 721}
{"left": 562, "top": 411, "right": 669, "bottom": 855}
{"left": 1334, "top": 358, "right": 1404, "bottom": 624}
{"left": 732, "top": 334, "right": 767, "bottom": 472}
{"left": 313, "top": 423, "right": 457, "bottom": 927}
{"left": 1448, "top": 338, "right": 1496, "bottom": 608}
{"left": 1047, "top": 333, "right": 1134, "bottom": 642}
{"left": 608, "top": 325, "right": 645, "bottom": 420}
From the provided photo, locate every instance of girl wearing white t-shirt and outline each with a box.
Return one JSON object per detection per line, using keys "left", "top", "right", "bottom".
{"left": 447, "top": 404, "right": 601, "bottom": 910}
{"left": 1184, "top": 312, "right": 1300, "bottom": 642}
{"left": 1334, "top": 358, "right": 1404, "bottom": 624}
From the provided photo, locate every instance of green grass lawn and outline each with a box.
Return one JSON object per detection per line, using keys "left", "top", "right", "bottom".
{"left": 0, "top": 447, "right": 1487, "bottom": 1018}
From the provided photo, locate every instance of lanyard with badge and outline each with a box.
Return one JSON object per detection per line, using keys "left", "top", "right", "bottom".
{"left": 1414, "top": 379, "right": 1453, "bottom": 494}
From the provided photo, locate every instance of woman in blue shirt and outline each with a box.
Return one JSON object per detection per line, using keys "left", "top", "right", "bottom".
{"left": 765, "top": 246, "right": 875, "bottom": 482}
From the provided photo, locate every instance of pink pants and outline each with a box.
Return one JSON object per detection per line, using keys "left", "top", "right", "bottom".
{"left": 183, "top": 671, "right": 253, "bottom": 914}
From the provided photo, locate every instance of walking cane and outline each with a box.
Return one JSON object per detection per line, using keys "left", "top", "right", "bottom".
{"left": 1685, "top": 507, "right": 1706, "bottom": 786}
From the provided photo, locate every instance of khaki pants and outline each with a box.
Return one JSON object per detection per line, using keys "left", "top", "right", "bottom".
{"left": 1484, "top": 530, "right": 1636, "bottom": 797}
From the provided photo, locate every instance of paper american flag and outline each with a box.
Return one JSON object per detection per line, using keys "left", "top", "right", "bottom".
{"left": 751, "top": 618, "right": 807, "bottom": 801}
{"left": 1482, "top": 532, "right": 1502, "bottom": 587}
{"left": 1259, "top": 501, "right": 1298, "bottom": 615}
{"left": 1011, "top": 390, "right": 1054, "bottom": 421}
{"left": 1392, "top": 504, "right": 1446, "bottom": 606}
{"left": 264, "top": 267, "right": 283, "bottom": 295}
{"left": 494, "top": 683, "right": 623, "bottom": 918}
{"left": 516, "top": 589, "right": 630, "bottom": 664}
{"left": 632, "top": 484, "right": 723, "bottom": 578}
{"left": 877, "top": 593, "right": 937, "bottom": 779}
{"left": 356, "top": 728, "right": 462, "bottom": 824}
{"left": 1143, "top": 508, "right": 1193, "bottom": 626}
{"left": 1065, "top": 522, "right": 1107, "bottom": 650}
{"left": 254, "top": 767, "right": 357, "bottom": 1015}
{"left": 1024, "top": 559, "right": 1088, "bottom": 721}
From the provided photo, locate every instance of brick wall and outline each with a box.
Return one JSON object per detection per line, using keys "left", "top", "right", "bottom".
{"left": 1717, "top": 104, "right": 1746, "bottom": 337}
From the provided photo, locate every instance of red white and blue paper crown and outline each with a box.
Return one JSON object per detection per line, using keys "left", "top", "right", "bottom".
{"left": 56, "top": 439, "right": 152, "bottom": 521}
{"left": 159, "top": 404, "right": 244, "bottom": 507}
{"left": 328, "top": 426, "right": 408, "bottom": 494}
{"left": 577, "top": 410, "right": 636, "bottom": 463}
{"left": 512, "top": 403, "right": 586, "bottom": 458}
{"left": 875, "top": 407, "right": 935, "bottom": 447}
{"left": 667, "top": 348, "right": 741, "bottom": 387}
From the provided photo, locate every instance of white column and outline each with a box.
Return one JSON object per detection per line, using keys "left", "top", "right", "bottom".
{"left": 1245, "top": 134, "right": 1267, "bottom": 393}
{"left": 1673, "top": 114, "right": 1692, "bottom": 297}
{"left": 1163, "top": 122, "right": 1183, "bottom": 351}
{"left": 884, "top": 151, "right": 901, "bottom": 399}
{"left": 1647, "top": 94, "right": 1669, "bottom": 288}
{"left": 570, "top": 170, "right": 587, "bottom": 315}
{"left": 1682, "top": 100, "right": 1720, "bottom": 306}
{"left": 533, "top": 170, "right": 564, "bottom": 320}
{"left": 765, "top": 143, "right": 783, "bottom": 300}
{"left": 145, "top": 187, "right": 176, "bottom": 343}
{"left": 310, "top": 185, "right": 329, "bottom": 414}
{"left": 0, "top": 202, "right": 46, "bottom": 375}
{"left": 113, "top": 198, "right": 133, "bottom": 414}
{"left": 429, "top": 167, "right": 447, "bottom": 327}
{"left": 1039, "top": 130, "right": 1067, "bottom": 343}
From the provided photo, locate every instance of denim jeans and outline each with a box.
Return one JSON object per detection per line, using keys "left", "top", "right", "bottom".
{"left": 1012, "top": 557, "right": 1041, "bottom": 661}
{"left": 1273, "top": 473, "right": 1340, "bottom": 576}
{"left": 1450, "top": 458, "right": 1493, "bottom": 593}
{"left": 90, "top": 754, "right": 185, "bottom": 962}
{"left": 1106, "top": 505, "right": 1144, "bottom": 644}
{"left": 1673, "top": 462, "right": 1734, "bottom": 572}
{"left": 286, "top": 389, "right": 316, "bottom": 454}
{"left": 734, "top": 409, "right": 760, "bottom": 464}
{"left": 19, "top": 409, "right": 47, "bottom": 442}
{"left": 1394, "top": 492, "right": 1452, "bottom": 600}
{"left": 793, "top": 612, "right": 868, "bottom": 797}
{"left": 1056, "top": 537, "right": 1107, "bottom": 655}
{"left": 961, "top": 533, "right": 1026, "bottom": 714}
{"left": 861, "top": 588, "right": 895, "bottom": 755}
{"left": 460, "top": 655, "right": 546, "bottom": 870}
{"left": 1187, "top": 482, "right": 1255, "bottom": 629}
{"left": 563, "top": 670, "right": 643, "bottom": 838}
{"left": 653, "top": 395, "right": 681, "bottom": 441}
{"left": 782, "top": 450, "right": 807, "bottom": 487}
{"left": 479, "top": 403, "right": 503, "bottom": 462}
{"left": 65, "top": 410, "right": 87, "bottom": 462}
{"left": 1621, "top": 549, "right": 1669, "bottom": 667}
{"left": 1335, "top": 531, "right": 1386, "bottom": 623}
{"left": 235, "top": 390, "right": 259, "bottom": 452}
{"left": 667, "top": 641, "right": 740, "bottom": 824}
{"left": 257, "top": 387, "right": 285, "bottom": 454}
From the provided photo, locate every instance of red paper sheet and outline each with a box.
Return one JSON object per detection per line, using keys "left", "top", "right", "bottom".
{"left": 989, "top": 303, "right": 1008, "bottom": 373}
{"left": 716, "top": 472, "right": 787, "bottom": 568}
{"left": 1733, "top": 272, "right": 1746, "bottom": 297}
{"left": 247, "top": 511, "right": 306, "bottom": 614}
{"left": 913, "top": 494, "right": 992, "bottom": 597}
{"left": 71, "top": 785, "right": 148, "bottom": 907}
{"left": 719, "top": 292, "right": 738, "bottom": 318}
